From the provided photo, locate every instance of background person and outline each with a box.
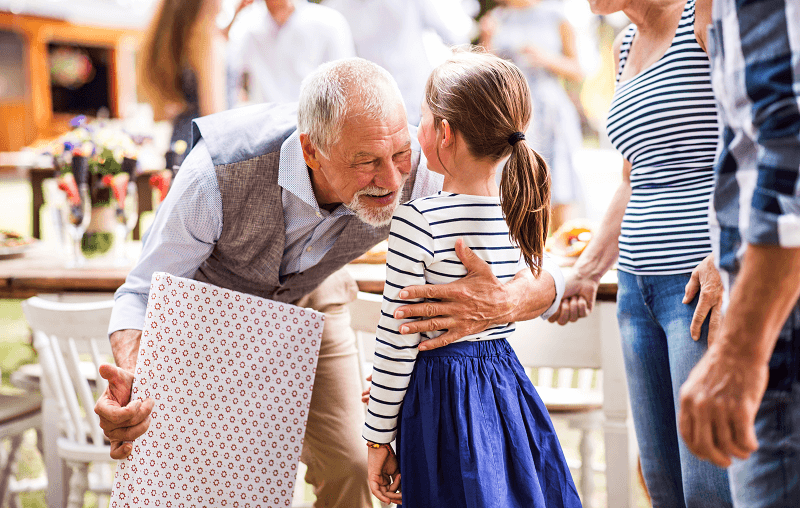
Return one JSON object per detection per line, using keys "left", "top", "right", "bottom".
{"left": 479, "top": 0, "right": 584, "bottom": 230}
{"left": 226, "top": 0, "right": 355, "bottom": 107}
{"left": 549, "top": 0, "right": 732, "bottom": 506}
{"left": 138, "top": 0, "right": 228, "bottom": 151}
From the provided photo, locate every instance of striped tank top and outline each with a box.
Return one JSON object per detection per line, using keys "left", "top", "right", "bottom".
{"left": 606, "top": 0, "right": 719, "bottom": 275}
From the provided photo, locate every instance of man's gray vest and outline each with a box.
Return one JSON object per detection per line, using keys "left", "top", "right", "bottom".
{"left": 190, "top": 103, "right": 418, "bottom": 304}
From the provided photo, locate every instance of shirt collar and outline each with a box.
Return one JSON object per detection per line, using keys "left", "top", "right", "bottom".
{"left": 277, "top": 130, "right": 353, "bottom": 217}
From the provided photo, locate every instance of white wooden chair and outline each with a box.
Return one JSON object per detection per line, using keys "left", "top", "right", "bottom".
{"left": 509, "top": 313, "right": 604, "bottom": 508}
{"left": 349, "top": 291, "right": 392, "bottom": 508}
{"left": 20, "top": 296, "right": 116, "bottom": 508}
{"left": 0, "top": 384, "right": 46, "bottom": 507}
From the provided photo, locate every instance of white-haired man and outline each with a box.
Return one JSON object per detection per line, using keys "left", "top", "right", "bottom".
{"left": 95, "top": 58, "right": 563, "bottom": 507}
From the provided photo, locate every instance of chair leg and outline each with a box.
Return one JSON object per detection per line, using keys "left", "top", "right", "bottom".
{"left": 66, "top": 461, "right": 89, "bottom": 508}
{"left": 578, "top": 428, "right": 595, "bottom": 508}
{"left": 0, "top": 434, "right": 25, "bottom": 508}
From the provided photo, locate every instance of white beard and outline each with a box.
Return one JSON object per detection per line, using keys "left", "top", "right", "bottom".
{"left": 346, "top": 183, "right": 404, "bottom": 227}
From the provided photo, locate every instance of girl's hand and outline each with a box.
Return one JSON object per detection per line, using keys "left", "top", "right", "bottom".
{"left": 362, "top": 374, "right": 372, "bottom": 404}
{"left": 367, "top": 444, "right": 402, "bottom": 504}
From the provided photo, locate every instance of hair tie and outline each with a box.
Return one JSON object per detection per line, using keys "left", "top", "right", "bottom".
{"left": 508, "top": 132, "right": 525, "bottom": 146}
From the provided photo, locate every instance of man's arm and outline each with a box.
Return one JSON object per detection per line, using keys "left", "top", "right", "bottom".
{"left": 679, "top": 245, "right": 800, "bottom": 467}
{"left": 394, "top": 239, "right": 562, "bottom": 351}
{"left": 97, "top": 140, "right": 221, "bottom": 459}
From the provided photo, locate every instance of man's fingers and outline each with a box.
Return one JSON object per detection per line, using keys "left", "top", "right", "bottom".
{"left": 399, "top": 316, "right": 456, "bottom": 335}
{"left": 109, "top": 440, "right": 133, "bottom": 460}
{"left": 731, "top": 413, "right": 759, "bottom": 456}
{"left": 454, "top": 238, "right": 491, "bottom": 275}
{"left": 103, "top": 415, "right": 152, "bottom": 443}
{"left": 98, "top": 397, "right": 154, "bottom": 430}
{"left": 99, "top": 364, "right": 135, "bottom": 405}
{"left": 418, "top": 333, "right": 457, "bottom": 351}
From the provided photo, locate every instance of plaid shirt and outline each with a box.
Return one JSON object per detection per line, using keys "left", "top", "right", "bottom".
{"left": 708, "top": 0, "right": 800, "bottom": 388}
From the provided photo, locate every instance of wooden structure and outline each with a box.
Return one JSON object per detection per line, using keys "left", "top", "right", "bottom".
{"left": 0, "top": 11, "right": 141, "bottom": 151}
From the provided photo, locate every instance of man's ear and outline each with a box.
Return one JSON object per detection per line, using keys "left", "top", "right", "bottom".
{"left": 299, "top": 133, "right": 321, "bottom": 170}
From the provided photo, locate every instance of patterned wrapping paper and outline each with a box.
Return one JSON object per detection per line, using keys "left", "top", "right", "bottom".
{"left": 110, "top": 272, "right": 324, "bottom": 508}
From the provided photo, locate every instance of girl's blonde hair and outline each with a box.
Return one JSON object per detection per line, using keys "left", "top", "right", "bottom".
{"left": 138, "top": 0, "right": 207, "bottom": 120}
{"left": 424, "top": 47, "right": 551, "bottom": 275}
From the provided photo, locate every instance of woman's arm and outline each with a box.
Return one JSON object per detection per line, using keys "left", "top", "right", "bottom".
{"left": 549, "top": 158, "right": 632, "bottom": 324}
{"left": 523, "top": 20, "right": 584, "bottom": 83}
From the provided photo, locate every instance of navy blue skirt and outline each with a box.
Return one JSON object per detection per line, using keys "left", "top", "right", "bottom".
{"left": 395, "top": 339, "right": 582, "bottom": 508}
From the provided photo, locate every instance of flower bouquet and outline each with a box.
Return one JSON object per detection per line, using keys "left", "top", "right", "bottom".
{"left": 43, "top": 116, "right": 139, "bottom": 262}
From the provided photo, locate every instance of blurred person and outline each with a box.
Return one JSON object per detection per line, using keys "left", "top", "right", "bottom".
{"left": 549, "top": 0, "right": 733, "bottom": 506}
{"left": 479, "top": 0, "right": 584, "bottom": 230}
{"left": 226, "top": 0, "right": 355, "bottom": 107}
{"left": 139, "top": 0, "right": 228, "bottom": 151}
{"left": 321, "top": 0, "right": 474, "bottom": 125}
{"left": 678, "top": 0, "right": 800, "bottom": 505}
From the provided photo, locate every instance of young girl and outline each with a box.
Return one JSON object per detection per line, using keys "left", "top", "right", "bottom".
{"left": 363, "top": 49, "right": 582, "bottom": 508}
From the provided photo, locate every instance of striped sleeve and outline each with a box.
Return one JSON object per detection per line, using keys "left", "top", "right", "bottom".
{"left": 362, "top": 203, "right": 433, "bottom": 444}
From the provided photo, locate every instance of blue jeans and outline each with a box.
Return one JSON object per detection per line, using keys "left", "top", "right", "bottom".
{"left": 617, "top": 271, "right": 733, "bottom": 507}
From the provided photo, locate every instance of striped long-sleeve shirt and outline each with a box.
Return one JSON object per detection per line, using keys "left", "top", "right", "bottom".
{"left": 362, "top": 192, "right": 563, "bottom": 443}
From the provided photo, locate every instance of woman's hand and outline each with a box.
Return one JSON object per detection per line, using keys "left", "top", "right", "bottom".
{"left": 367, "top": 444, "right": 402, "bottom": 504}
{"left": 548, "top": 272, "right": 599, "bottom": 325}
{"left": 683, "top": 254, "right": 723, "bottom": 345}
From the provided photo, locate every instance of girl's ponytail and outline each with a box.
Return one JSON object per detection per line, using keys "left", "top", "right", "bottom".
{"left": 425, "top": 47, "right": 551, "bottom": 275}
{"left": 500, "top": 139, "right": 550, "bottom": 276}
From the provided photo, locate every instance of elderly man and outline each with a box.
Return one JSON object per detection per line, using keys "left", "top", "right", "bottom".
{"left": 95, "top": 58, "right": 563, "bottom": 507}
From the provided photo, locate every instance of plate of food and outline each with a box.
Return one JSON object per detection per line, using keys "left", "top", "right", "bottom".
{"left": 545, "top": 220, "right": 595, "bottom": 267}
{"left": 0, "top": 230, "right": 37, "bottom": 257}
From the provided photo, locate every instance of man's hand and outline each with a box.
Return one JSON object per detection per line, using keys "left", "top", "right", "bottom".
{"left": 95, "top": 328, "right": 153, "bottom": 459}
{"left": 367, "top": 444, "right": 402, "bottom": 504}
{"left": 394, "top": 239, "right": 553, "bottom": 351}
{"left": 678, "top": 344, "right": 765, "bottom": 467}
{"left": 548, "top": 272, "right": 598, "bottom": 325}
{"left": 95, "top": 364, "right": 155, "bottom": 459}
{"left": 683, "top": 254, "right": 723, "bottom": 345}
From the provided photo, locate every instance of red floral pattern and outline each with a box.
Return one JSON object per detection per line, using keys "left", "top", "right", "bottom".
{"left": 110, "top": 272, "right": 325, "bottom": 508}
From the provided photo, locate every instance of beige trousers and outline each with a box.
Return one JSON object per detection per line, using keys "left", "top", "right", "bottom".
{"left": 294, "top": 269, "right": 372, "bottom": 508}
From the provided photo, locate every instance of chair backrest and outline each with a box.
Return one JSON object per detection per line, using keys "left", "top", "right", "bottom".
{"left": 508, "top": 309, "right": 603, "bottom": 392}
{"left": 349, "top": 291, "right": 383, "bottom": 392}
{"left": 21, "top": 296, "right": 115, "bottom": 448}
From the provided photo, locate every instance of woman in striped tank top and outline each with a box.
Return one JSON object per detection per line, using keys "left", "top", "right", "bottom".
{"left": 552, "top": 0, "right": 733, "bottom": 506}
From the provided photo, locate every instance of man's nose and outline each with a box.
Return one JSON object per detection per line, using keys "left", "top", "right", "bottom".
{"left": 374, "top": 159, "right": 409, "bottom": 191}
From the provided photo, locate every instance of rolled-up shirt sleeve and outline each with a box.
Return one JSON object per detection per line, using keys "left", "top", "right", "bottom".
{"left": 108, "top": 140, "right": 222, "bottom": 334}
